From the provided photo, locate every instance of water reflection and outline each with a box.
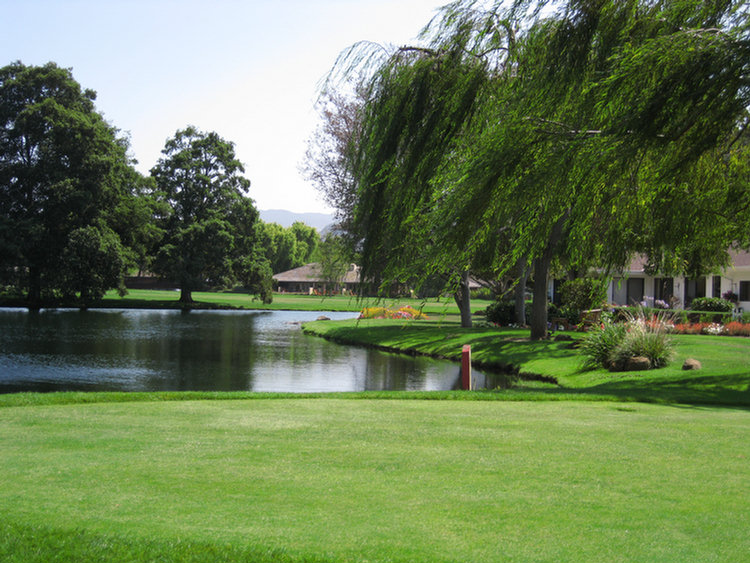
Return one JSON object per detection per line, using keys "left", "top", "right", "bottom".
{"left": 0, "top": 308, "right": 506, "bottom": 393}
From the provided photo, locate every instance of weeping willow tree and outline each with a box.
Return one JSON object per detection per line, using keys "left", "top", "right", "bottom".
{"left": 434, "top": 0, "right": 750, "bottom": 337}
{"left": 327, "top": 0, "right": 749, "bottom": 338}
{"left": 324, "top": 3, "right": 519, "bottom": 327}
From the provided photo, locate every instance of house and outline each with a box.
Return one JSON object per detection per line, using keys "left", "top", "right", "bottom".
{"left": 604, "top": 249, "right": 750, "bottom": 310}
{"left": 272, "top": 263, "right": 361, "bottom": 294}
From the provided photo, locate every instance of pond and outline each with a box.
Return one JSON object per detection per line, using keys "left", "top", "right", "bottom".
{"left": 0, "top": 308, "right": 506, "bottom": 393}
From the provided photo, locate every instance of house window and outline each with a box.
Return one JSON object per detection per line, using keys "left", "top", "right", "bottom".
{"left": 712, "top": 276, "right": 722, "bottom": 298}
{"left": 684, "top": 277, "right": 706, "bottom": 308}
{"left": 627, "top": 278, "right": 644, "bottom": 305}
{"left": 740, "top": 281, "right": 750, "bottom": 302}
{"left": 654, "top": 278, "right": 673, "bottom": 303}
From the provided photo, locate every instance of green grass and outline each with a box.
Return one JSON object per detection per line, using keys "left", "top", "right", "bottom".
{"left": 3, "top": 290, "right": 749, "bottom": 560}
{"left": 2, "top": 398, "right": 748, "bottom": 562}
{"left": 97, "top": 289, "right": 482, "bottom": 316}
{"left": 303, "top": 318, "right": 750, "bottom": 406}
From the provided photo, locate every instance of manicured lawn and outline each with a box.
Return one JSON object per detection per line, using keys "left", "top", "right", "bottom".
{"left": 1, "top": 398, "right": 748, "bottom": 562}
{"left": 99, "top": 289, "right": 481, "bottom": 316}
{"left": 303, "top": 319, "right": 750, "bottom": 406}
{"left": 3, "top": 291, "right": 748, "bottom": 561}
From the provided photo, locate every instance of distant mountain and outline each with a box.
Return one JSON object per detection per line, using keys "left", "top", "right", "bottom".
{"left": 259, "top": 209, "right": 334, "bottom": 232}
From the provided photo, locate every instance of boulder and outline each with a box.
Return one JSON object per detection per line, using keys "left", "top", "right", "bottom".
{"left": 553, "top": 334, "right": 573, "bottom": 342}
{"left": 610, "top": 356, "right": 651, "bottom": 372}
{"left": 682, "top": 358, "right": 702, "bottom": 371}
{"left": 624, "top": 356, "right": 652, "bottom": 371}
{"left": 316, "top": 315, "right": 331, "bottom": 321}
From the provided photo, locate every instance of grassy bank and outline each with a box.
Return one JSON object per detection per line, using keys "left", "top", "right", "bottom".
{"left": 303, "top": 318, "right": 750, "bottom": 406}
{"left": 93, "top": 289, "right": 482, "bottom": 316}
{"left": 2, "top": 398, "right": 748, "bottom": 562}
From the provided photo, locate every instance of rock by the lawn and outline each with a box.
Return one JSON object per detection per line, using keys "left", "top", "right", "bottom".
{"left": 316, "top": 315, "right": 331, "bottom": 321}
{"left": 682, "top": 358, "right": 702, "bottom": 371}
{"left": 609, "top": 356, "right": 651, "bottom": 372}
{"left": 621, "top": 356, "right": 651, "bottom": 371}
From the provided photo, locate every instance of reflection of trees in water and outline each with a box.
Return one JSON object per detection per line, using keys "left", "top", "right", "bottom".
{"left": 0, "top": 310, "right": 502, "bottom": 392}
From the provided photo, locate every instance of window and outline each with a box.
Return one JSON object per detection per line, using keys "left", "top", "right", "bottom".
{"left": 684, "top": 277, "right": 706, "bottom": 307}
{"left": 654, "top": 278, "right": 673, "bottom": 302}
{"left": 740, "top": 281, "right": 750, "bottom": 302}
{"left": 712, "top": 276, "right": 722, "bottom": 298}
{"left": 627, "top": 278, "right": 644, "bottom": 305}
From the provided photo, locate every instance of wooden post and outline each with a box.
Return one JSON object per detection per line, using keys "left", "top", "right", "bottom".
{"left": 461, "top": 344, "right": 471, "bottom": 390}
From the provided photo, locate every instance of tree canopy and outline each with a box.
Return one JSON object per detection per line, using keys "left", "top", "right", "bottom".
{"left": 260, "top": 220, "right": 321, "bottom": 274}
{"left": 150, "top": 126, "right": 272, "bottom": 303}
{"left": 326, "top": 0, "right": 750, "bottom": 338}
{"left": 0, "top": 61, "right": 135, "bottom": 308}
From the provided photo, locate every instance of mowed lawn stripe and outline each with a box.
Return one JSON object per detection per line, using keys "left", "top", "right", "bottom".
{"left": 1, "top": 399, "right": 748, "bottom": 562}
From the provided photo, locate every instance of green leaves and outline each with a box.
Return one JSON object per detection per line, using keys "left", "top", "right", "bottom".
{"left": 0, "top": 62, "right": 132, "bottom": 307}
{"left": 150, "top": 127, "right": 271, "bottom": 303}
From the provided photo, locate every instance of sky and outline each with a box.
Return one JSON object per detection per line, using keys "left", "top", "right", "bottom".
{"left": 0, "top": 0, "right": 447, "bottom": 213}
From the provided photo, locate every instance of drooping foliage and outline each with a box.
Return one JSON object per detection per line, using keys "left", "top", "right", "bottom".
{"left": 328, "top": 0, "right": 750, "bottom": 338}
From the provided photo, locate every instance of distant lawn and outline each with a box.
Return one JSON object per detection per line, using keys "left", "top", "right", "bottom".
{"left": 303, "top": 318, "right": 750, "bottom": 407}
{"left": 1, "top": 398, "right": 748, "bottom": 563}
{"left": 99, "top": 289, "right": 480, "bottom": 317}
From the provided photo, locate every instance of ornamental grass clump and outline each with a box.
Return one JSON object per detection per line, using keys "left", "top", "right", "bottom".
{"left": 579, "top": 319, "right": 627, "bottom": 371}
{"left": 580, "top": 308, "right": 675, "bottom": 371}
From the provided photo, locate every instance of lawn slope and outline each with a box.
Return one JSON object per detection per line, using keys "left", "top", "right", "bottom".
{"left": 1, "top": 399, "right": 748, "bottom": 563}
{"left": 303, "top": 318, "right": 750, "bottom": 406}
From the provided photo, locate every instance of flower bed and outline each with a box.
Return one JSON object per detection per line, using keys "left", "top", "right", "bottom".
{"left": 358, "top": 306, "right": 428, "bottom": 320}
{"left": 670, "top": 321, "right": 750, "bottom": 336}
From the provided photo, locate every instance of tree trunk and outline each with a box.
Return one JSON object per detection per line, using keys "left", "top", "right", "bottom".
{"left": 530, "top": 213, "right": 569, "bottom": 340}
{"left": 27, "top": 266, "right": 41, "bottom": 311}
{"left": 453, "top": 270, "right": 473, "bottom": 328}
{"left": 514, "top": 259, "right": 530, "bottom": 326}
{"left": 530, "top": 256, "right": 551, "bottom": 339}
{"left": 179, "top": 286, "right": 193, "bottom": 304}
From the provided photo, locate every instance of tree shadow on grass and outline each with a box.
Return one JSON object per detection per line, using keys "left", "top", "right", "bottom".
{"left": 520, "top": 373, "right": 750, "bottom": 408}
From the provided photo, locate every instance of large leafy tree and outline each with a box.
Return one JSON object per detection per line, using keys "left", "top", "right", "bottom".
{"left": 331, "top": 0, "right": 750, "bottom": 338}
{"left": 326, "top": 27, "right": 499, "bottom": 325}
{"left": 0, "top": 61, "right": 134, "bottom": 308}
{"left": 436, "top": 0, "right": 750, "bottom": 337}
{"left": 150, "top": 126, "right": 271, "bottom": 304}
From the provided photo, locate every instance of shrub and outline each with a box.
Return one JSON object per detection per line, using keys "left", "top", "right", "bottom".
{"left": 486, "top": 299, "right": 537, "bottom": 325}
{"left": 470, "top": 287, "right": 495, "bottom": 300}
{"left": 559, "top": 277, "right": 608, "bottom": 320}
{"left": 690, "top": 297, "right": 734, "bottom": 312}
{"left": 723, "top": 291, "right": 739, "bottom": 303}
{"left": 580, "top": 308, "right": 675, "bottom": 370}
{"left": 579, "top": 321, "right": 627, "bottom": 370}
{"left": 484, "top": 300, "right": 516, "bottom": 325}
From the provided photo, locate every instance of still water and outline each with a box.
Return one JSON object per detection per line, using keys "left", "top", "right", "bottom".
{"left": 0, "top": 308, "right": 502, "bottom": 393}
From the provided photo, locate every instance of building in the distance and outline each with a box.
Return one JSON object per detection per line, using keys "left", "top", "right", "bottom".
{"left": 272, "top": 263, "right": 361, "bottom": 295}
{"left": 603, "top": 249, "right": 750, "bottom": 310}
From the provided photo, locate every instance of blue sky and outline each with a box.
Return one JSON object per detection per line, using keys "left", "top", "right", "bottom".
{"left": 0, "top": 0, "right": 445, "bottom": 213}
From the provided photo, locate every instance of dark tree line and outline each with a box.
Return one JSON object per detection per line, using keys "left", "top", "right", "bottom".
{"left": 0, "top": 61, "right": 280, "bottom": 308}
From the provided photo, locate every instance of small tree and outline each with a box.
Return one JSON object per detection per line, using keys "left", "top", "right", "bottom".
{"left": 57, "top": 225, "right": 126, "bottom": 308}
{"left": 150, "top": 127, "right": 271, "bottom": 303}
